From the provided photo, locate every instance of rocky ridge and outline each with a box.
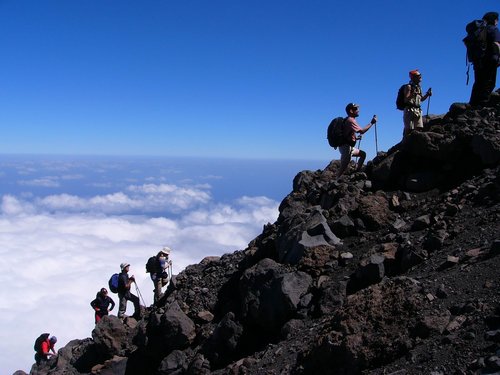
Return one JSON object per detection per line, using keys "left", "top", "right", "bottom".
{"left": 21, "top": 92, "right": 500, "bottom": 375}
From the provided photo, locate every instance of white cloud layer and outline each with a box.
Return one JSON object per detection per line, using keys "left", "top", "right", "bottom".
{"left": 0, "top": 184, "right": 279, "bottom": 374}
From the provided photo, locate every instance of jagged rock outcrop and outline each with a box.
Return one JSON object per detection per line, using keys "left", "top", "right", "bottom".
{"left": 22, "top": 93, "right": 500, "bottom": 375}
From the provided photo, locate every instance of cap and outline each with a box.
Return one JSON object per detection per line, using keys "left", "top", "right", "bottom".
{"left": 161, "top": 246, "right": 172, "bottom": 255}
{"left": 483, "top": 12, "right": 499, "bottom": 24}
{"left": 120, "top": 263, "right": 130, "bottom": 271}
{"left": 409, "top": 69, "right": 421, "bottom": 78}
{"left": 345, "top": 102, "right": 360, "bottom": 113}
{"left": 49, "top": 336, "right": 57, "bottom": 343}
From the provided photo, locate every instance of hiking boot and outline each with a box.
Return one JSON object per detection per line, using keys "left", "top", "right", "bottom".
{"left": 132, "top": 313, "right": 142, "bottom": 320}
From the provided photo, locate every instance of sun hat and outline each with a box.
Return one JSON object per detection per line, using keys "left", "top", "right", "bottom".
{"left": 120, "top": 263, "right": 130, "bottom": 271}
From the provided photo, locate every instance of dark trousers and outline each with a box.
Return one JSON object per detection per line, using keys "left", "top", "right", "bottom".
{"left": 118, "top": 291, "right": 140, "bottom": 318}
{"left": 470, "top": 62, "right": 498, "bottom": 105}
{"left": 34, "top": 352, "right": 48, "bottom": 365}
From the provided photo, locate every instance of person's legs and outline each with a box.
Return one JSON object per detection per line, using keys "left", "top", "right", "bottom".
{"left": 118, "top": 293, "right": 127, "bottom": 318}
{"left": 154, "top": 277, "right": 163, "bottom": 302}
{"left": 351, "top": 148, "right": 366, "bottom": 171}
{"left": 484, "top": 64, "right": 497, "bottom": 102}
{"left": 470, "top": 64, "right": 494, "bottom": 105}
{"left": 403, "top": 110, "right": 411, "bottom": 137}
{"left": 337, "top": 145, "right": 352, "bottom": 178}
{"left": 129, "top": 293, "right": 141, "bottom": 318}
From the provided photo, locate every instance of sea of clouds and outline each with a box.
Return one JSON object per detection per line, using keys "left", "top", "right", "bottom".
{"left": 0, "top": 156, "right": 304, "bottom": 374}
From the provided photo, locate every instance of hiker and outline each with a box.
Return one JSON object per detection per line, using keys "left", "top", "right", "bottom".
{"left": 34, "top": 334, "right": 57, "bottom": 365}
{"left": 90, "top": 287, "right": 115, "bottom": 323}
{"left": 402, "top": 70, "right": 432, "bottom": 137}
{"left": 469, "top": 12, "right": 500, "bottom": 106}
{"left": 147, "top": 246, "right": 173, "bottom": 303}
{"left": 117, "top": 263, "right": 141, "bottom": 320}
{"left": 337, "top": 103, "right": 377, "bottom": 178}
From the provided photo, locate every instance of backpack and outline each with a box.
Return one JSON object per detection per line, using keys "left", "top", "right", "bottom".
{"left": 396, "top": 84, "right": 408, "bottom": 110}
{"left": 327, "top": 117, "right": 347, "bottom": 149}
{"left": 145, "top": 256, "right": 158, "bottom": 273}
{"left": 108, "top": 273, "right": 119, "bottom": 293}
{"left": 34, "top": 333, "right": 50, "bottom": 353}
{"left": 463, "top": 19, "right": 488, "bottom": 65}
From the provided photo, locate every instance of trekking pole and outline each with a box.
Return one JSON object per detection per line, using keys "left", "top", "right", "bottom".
{"left": 134, "top": 283, "right": 146, "bottom": 307}
{"left": 374, "top": 123, "right": 379, "bottom": 154}
{"left": 426, "top": 95, "right": 431, "bottom": 118}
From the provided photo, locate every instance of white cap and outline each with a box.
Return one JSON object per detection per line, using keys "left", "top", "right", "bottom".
{"left": 120, "top": 262, "right": 130, "bottom": 271}
{"left": 161, "top": 246, "right": 172, "bottom": 255}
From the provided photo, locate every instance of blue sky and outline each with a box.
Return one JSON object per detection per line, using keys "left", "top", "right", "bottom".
{"left": 1, "top": 1, "right": 498, "bottom": 161}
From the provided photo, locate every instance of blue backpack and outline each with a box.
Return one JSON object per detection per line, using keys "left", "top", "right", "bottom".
{"left": 108, "top": 273, "right": 119, "bottom": 293}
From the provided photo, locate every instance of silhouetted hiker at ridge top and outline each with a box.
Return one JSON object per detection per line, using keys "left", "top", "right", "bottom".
{"left": 402, "top": 70, "right": 432, "bottom": 138}
{"left": 336, "top": 103, "right": 377, "bottom": 179}
{"left": 467, "top": 12, "right": 500, "bottom": 106}
{"left": 117, "top": 262, "right": 141, "bottom": 320}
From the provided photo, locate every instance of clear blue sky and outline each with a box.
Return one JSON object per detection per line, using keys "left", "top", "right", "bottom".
{"left": 0, "top": 0, "right": 498, "bottom": 160}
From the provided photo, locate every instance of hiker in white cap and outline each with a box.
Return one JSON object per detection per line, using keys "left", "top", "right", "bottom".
{"left": 145, "top": 246, "right": 173, "bottom": 303}
{"left": 117, "top": 262, "right": 141, "bottom": 320}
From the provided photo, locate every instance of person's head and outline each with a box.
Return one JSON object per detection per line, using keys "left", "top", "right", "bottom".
{"left": 120, "top": 262, "right": 130, "bottom": 272}
{"left": 483, "top": 12, "right": 499, "bottom": 26}
{"left": 409, "top": 69, "right": 422, "bottom": 83}
{"left": 49, "top": 336, "right": 57, "bottom": 344}
{"left": 100, "top": 288, "right": 108, "bottom": 295}
{"left": 345, "top": 102, "right": 360, "bottom": 117}
{"left": 158, "top": 246, "right": 171, "bottom": 258}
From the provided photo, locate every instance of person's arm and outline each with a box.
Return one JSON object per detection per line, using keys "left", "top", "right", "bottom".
{"left": 404, "top": 84, "right": 412, "bottom": 103}
{"left": 108, "top": 297, "right": 115, "bottom": 311}
{"left": 90, "top": 299, "right": 99, "bottom": 311}
{"left": 126, "top": 275, "right": 135, "bottom": 290}
{"left": 421, "top": 88, "right": 432, "bottom": 102}
{"left": 357, "top": 115, "right": 377, "bottom": 135}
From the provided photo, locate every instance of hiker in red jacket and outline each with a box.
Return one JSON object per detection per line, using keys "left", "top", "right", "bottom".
{"left": 35, "top": 335, "right": 57, "bottom": 365}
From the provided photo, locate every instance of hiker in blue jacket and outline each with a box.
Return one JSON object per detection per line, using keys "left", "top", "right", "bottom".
{"left": 470, "top": 12, "right": 500, "bottom": 105}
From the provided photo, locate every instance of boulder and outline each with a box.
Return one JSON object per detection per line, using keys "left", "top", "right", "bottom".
{"left": 149, "top": 301, "right": 196, "bottom": 352}
{"left": 92, "top": 315, "right": 129, "bottom": 357}
{"left": 239, "top": 258, "right": 312, "bottom": 331}
{"left": 357, "top": 194, "right": 392, "bottom": 230}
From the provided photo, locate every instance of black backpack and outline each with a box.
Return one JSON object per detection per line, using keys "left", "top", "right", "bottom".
{"left": 145, "top": 256, "right": 158, "bottom": 273}
{"left": 327, "top": 117, "right": 347, "bottom": 149}
{"left": 34, "top": 333, "right": 50, "bottom": 353}
{"left": 463, "top": 19, "right": 488, "bottom": 65}
{"left": 396, "top": 84, "right": 407, "bottom": 110}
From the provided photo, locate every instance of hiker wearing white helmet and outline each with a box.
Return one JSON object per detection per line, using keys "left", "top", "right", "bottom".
{"left": 146, "top": 246, "right": 173, "bottom": 303}
{"left": 117, "top": 263, "right": 141, "bottom": 320}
